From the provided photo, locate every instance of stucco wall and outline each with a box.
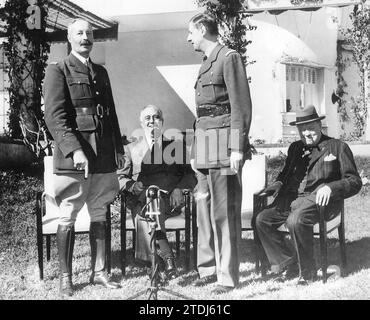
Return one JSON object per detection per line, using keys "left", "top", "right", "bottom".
{"left": 45, "top": 8, "right": 347, "bottom": 142}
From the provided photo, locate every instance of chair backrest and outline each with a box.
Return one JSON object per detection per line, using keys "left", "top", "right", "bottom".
{"left": 241, "top": 153, "right": 266, "bottom": 213}
{"left": 42, "top": 156, "right": 90, "bottom": 234}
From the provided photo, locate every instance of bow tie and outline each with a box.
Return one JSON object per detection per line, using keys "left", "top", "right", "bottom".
{"left": 302, "top": 145, "right": 319, "bottom": 157}
{"left": 303, "top": 145, "right": 319, "bottom": 152}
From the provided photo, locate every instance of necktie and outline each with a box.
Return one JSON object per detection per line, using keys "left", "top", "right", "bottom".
{"left": 85, "top": 59, "right": 94, "bottom": 80}
{"left": 151, "top": 140, "right": 161, "bottom": 164}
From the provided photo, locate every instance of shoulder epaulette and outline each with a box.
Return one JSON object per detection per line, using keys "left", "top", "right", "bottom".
{"left": 225, "top": 50, "right": 237, "bottom": 57}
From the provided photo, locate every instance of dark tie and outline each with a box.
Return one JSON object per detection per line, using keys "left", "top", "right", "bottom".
{"left": 85, "top": 59, "right": 94, "bottom": 80}
{"left": 151, "top": 140, "right": 161, "bottom": 164}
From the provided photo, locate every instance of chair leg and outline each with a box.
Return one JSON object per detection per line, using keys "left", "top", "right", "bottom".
{"left": 185, "top": 229, "right": 190, "bottom": 272}
{"left": 132, "top": 230, "right": 136, "bottom": 257}
{"left": 319, "top": 228, "right": 328, "bottom": 283}
{"left": 176, "top": 230, "right": 180, "bottom": 258}
{"left": 37, "top": 235, "right": 44, "bottom": 281}
{"left": 36, "top": 192, "right": 44, "bottom": 280}
{"left": 191, "top": 200, "right": 198, "bottom": 271}
{"left": 106, "top": 206, "right": 112, "bottom": 275}
{"left": 121, "top": 226, "right": 126, "bottom": 277}
{"left": 120, "top": 197, "right": 126, "bottom": 277}
{"left": 46, "top": 235, "right": 51, "bottom": 261}
{"left": 338, "top": 223, "right": 347, "bottom": 277}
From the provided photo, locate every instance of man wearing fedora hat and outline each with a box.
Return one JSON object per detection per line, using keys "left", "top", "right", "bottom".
{"left": 254, "top": 105, "right": 362, "bottom": 285}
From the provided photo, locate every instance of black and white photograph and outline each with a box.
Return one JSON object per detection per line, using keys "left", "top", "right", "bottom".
{"left": 0, "top": 0, "right": 369, "bottom": 304}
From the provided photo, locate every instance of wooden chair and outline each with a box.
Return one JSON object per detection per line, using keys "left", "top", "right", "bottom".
{"left": 35, "top": 156, "right": 112, "bottom": 280}
{"left": 120, "top": 189, "right": 196, "bottom": 276}
{"left": 254, "top": 191, "right": 347, "bottom": 283}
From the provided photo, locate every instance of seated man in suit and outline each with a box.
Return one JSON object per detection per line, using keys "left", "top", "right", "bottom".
{"left": 117, "top": 105, "right": 196, "bottom": 279}
{"left": 254, "top": 105, "right": 362, "bottom": 285}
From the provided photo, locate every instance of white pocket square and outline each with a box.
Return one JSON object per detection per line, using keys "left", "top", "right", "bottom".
{"left": 324, "top": 154, "right": 337, "bottom": 161}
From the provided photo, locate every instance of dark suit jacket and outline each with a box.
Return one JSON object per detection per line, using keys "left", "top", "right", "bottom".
{"left": 43, "top": 53, "right": 123, "bottom": 174}
{"left": 276, "top": 135, "right": 362, "bottom": 205}
{"left": 192, "top": 44, "right": 252, "bottom": 169}
{"left": 117, "top": 134, "right": 197, "bottom": 209}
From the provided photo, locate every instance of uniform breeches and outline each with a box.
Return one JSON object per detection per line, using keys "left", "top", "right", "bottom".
{"left": 53, "top": 172, "right": 119, "bottom": 226}
{"left": 196, "top": 168, "right": 242, "bottom": 287}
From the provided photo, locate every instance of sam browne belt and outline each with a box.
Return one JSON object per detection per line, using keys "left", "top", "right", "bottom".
{"left": 196, "top": 104, "right": 230, "bottom": 118}
{"left": 75, "top": 104, "right": 110, "bottom": 118}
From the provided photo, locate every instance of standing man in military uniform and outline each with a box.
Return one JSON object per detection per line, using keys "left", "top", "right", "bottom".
{"left": 44, "top": 19, "right": 124, "bottom": 298}
{"left": 187, "top": 13, "right": 252, "bottom": 294}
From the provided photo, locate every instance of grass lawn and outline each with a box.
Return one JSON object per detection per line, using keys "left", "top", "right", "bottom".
{"left": 0, "top": 156, "right": 369, "bottom": 300}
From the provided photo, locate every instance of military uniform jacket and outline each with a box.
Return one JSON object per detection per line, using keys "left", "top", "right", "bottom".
{"left": 44, "top": 54, "right": 123, "bottom": 174}
{"left": 276, "top": 135, "right": 362, "bottom": 202}
{"left": 192, "top": 44, "right": 252, "bottom": 169}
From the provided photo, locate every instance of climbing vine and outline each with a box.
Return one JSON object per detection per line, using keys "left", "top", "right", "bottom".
{"left": 194, "top": 0, "right": 255, "bottom": 66}
{"left": 341, "top": 1, "right": 370, "bottom": 140}
{"left": 1, "top": 0, "right": 51, "bottom": 157}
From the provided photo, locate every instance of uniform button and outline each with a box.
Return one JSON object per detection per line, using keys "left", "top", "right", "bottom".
{"left": 96, "top": 91, "right": 99, "bottom": 95}
{"left": 197, "top": 92, "right": 200, "bottom": 96}
{"left": 62, "top": 133, "right": 66, "bottom": 137}
{"left": 210, "top": 81, "right": 212, "bottom": 84}
{"left": 210, "top": 72, "right": 213, "bottom": 75}
{"left": 93, "top": 80, "right": 97, "bottom": 84}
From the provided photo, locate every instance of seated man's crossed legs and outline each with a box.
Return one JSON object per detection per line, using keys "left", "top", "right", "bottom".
{"left": 129, "top": 192, "right": 178, "bottom": 280}
{"left": 255, "top": 194, "right": 342, "bottom": 285}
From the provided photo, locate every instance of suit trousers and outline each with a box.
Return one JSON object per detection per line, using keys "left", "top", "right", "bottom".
{"left": 131, "top": 196, "right": 171, "bottom": 262}
{"left": 255, "top": 193, "right": 342, "bottom": 275}
{"left": 53, "top": 172, "right": 119, "bottom": 226}
{"left": 196, "top": 168, "right": 242, "bottom": 287}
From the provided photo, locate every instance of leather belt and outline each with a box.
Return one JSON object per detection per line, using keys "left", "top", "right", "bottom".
{"left": 196, "top": 104, "right": 230, "bottom": 118}
{"left": 75, "top": 104, "right": 109, "bottom": 118}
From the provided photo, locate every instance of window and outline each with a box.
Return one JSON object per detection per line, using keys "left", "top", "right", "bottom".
{"left": 286, "top": 66, "right": 289, "bottom": 81}
{"left": 291, "top": 67, "right": 296, "bottom": 81}
{"left": 284, "top": 64, "right": 322, "bottom": 113}
{"left": 298, "top": 68, "right": 302, "bottom": 82}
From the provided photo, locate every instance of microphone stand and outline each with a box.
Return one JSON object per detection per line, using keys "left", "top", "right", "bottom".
{"left": 127, "top": 185, "right": 192, "bottom": 300}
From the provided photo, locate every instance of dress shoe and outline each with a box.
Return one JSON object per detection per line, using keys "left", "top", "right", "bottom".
{"left": 192, "top": 274, "right": 217, "bottom": 287}
{"left": 59, "top": 273, "right": 73, "bottom": 298}
{"left": 164, "top": 257, "right": 178, "bottom": 279}
{"left": 89, "top": 271, "right": 121, "bottom": 289}
{"left": 297, "top": 270, "right": 317, "bottom": 286}
{"left": 211, "top": 285, "right": 234, "bottom": 295}
{"left": 270, "top": 263, "right": 299, "bottom": 283}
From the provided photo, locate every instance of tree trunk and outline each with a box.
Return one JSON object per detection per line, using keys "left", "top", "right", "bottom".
{"left": 365, "top": 67, "right": 370, "bottom": 142}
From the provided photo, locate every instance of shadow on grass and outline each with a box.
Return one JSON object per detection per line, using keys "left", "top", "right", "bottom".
{"left": 341, "top": 237, "right": 370, "bottom": 274}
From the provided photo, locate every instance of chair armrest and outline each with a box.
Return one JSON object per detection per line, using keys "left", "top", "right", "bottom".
{"left": 254, "top": 188, "right": 275, "bottom": 198}
{"left": 252, "top": 189, "right": 274, "bottom": 223}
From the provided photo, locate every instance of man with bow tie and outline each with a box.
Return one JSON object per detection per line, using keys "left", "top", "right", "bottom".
{"left": 44, "top": 19, "right": 124, "bottom": 298}
{"left": 254, "top": 105, "right": 362, "bottom": 285}
{"left": 117, "top": 105, "right": 196, "bottom": 280}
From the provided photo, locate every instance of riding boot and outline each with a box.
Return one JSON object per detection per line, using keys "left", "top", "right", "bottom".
{"left": 56, "top": 224, "right": 75, "bottom": 298}
{"left": 89, "top": 221, "right": 121, "bottom": 289}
